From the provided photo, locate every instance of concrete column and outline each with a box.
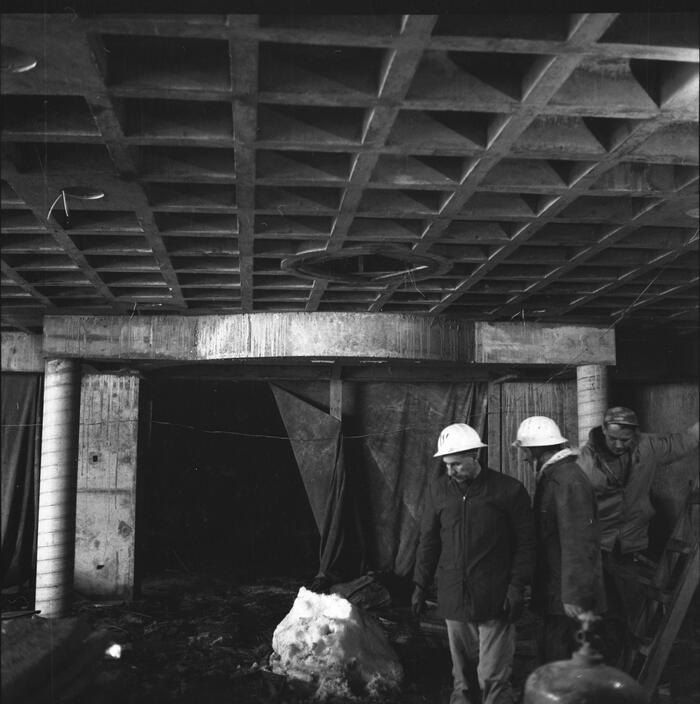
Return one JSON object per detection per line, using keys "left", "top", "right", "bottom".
{"left": 576, "top": 364, "right": 608, "bottom": 447}
{"left": 35, "top": 358, "right": 81, "bottom": 617}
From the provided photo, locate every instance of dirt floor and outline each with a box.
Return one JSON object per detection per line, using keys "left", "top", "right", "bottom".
{"left": 3, "top": 571, "right": 699, "bottom": 704}
{"left": 71, "top": 571, "right": 459, "bottom": 704}
{"left": 70, "top": 570, "right": 540, "bottom": 704}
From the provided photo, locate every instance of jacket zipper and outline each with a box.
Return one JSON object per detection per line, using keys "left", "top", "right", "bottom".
{"left": 450, "top": 477, "right": 472, "bottom": 610}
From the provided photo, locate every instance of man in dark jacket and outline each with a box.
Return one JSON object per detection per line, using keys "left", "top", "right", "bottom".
{"left": 513, "top": 416, "right": 605, "bottom": 663}
{"left": 412, "top": 423, "right": 535, "bottom": 704}
{"left": 577, "top": 406, "right": 699, "bottom": 661}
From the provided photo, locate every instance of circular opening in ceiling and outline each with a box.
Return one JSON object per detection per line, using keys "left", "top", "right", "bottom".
{"left": 1, "top": 46, "right": 38, "bottom": 74}
{"left": 281, "top": 245, "right": 452, "bottom": 285}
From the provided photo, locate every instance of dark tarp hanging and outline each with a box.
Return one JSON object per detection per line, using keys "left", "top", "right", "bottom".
{"left": 1, "top": 373, "right": 43, "bottom": 590}
{"left": 349, "top": 382, "right": 484, "bottom": 577}
{"left": 270, "top": 385, "right": 366, "bottom": 584}
{"left": 271, "top": 381, "right": 485, "bottom": 581}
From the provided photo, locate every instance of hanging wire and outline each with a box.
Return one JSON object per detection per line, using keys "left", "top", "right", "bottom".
{"left": 46, "top": 190, "right": 66, "bottom": 221}
{"left": 0, "top": 418, "right": 439, "bottom": 440}
{"left": 42, "top": 13, "right": 48, "bottom": 215}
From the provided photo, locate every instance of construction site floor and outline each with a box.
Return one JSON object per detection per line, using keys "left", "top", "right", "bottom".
{"left": 2, "top": 570, "right": 698, "bottom": 704}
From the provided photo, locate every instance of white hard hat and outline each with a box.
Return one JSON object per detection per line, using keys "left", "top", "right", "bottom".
{"left": 434, "top": 423, "right": 487, "bottom": 457}
{"left": 513, "top": 416, "right": 567, "bottom": 447}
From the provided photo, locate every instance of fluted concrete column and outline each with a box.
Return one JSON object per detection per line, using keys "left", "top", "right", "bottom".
{"left": 35, "top": 358, "right": 81, "bottom": 617}
{"left": 577, "top": 364, "right": 608, "bottom": 447}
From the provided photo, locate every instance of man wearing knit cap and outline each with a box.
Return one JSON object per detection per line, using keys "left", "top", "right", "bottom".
{"left": 577, "top": 406, "right": 699, "bottom": 661}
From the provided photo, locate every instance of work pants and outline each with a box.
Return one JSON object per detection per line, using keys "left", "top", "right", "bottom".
{"left": 600, "top": 549, "right": 649, "bottom": 665}
{"left": 445, "top": 618, "right": 515, "bottom": 704}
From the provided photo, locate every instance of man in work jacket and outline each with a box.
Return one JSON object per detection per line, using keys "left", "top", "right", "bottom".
{"left": 513, "top": 416, "right": 606, "bottom": 664}
{"left": 412, "top": 423, "right": 535, "bottom": 704}
{"left": 576, "top": 406, "right": 699, "bottom": 660}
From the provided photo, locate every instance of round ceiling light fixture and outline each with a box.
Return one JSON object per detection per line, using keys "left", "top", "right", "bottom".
{"left": 61, "top": 187, "right": 106, "bottom": 200}
{"left": 47, "top": 186, "right": 106, "bottom": 227}
{"left": 281, "top": 245, "right": 452, "bottom": 285}
{"left": 1, "top": 45, "right": 38, "bottom": 73}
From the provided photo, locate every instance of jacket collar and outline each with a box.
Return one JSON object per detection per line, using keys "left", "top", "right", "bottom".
{"left": 541, "top": 447, "right": 576, "bottom": 471}
{"left": 587, "top": 425, "right": 640, "bottom": 463}
{"left": 446, "top": 466, "right": 487, "bottom": 496}
{"left": 536, "top": 448, "right": 576, "bottom": 482}
{"left": 588, "top": 425, "right": 609, "bottom": 453}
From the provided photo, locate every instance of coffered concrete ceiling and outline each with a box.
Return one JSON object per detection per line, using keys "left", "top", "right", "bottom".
{"left": 1, "top": 12, "right": 697, "bottom": 334}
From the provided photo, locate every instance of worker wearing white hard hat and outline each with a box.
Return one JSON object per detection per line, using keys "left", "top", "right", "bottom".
{"left": 413, "top": 423, "right": 535, "bottom": 704}
{"left": 513, "top": 416, "right": 606, "bottom": 664}
{"left": 433, "top": 423, "right": 487, "bottom": 458}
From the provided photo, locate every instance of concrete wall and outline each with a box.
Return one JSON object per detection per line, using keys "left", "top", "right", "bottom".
{"left": 74, "top": 372, "right": 140, "bottom": 599}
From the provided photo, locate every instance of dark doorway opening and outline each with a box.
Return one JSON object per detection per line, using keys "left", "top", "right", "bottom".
{"left": 141, "top": 378, "right": 319, "bottom": 581}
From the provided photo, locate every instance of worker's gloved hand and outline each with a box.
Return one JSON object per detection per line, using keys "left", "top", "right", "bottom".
{"left": 411, "top": 585, "right": 426, "bottom": 618}
{"left": 502, "top": 584, "right": 524, "bottom": 623}
{"left": 563, "top": 603, "right": 584, "bottom": 619}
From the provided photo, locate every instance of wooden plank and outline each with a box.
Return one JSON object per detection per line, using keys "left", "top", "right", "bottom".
{"left": 487, "top": 382, "right": 502, "bottom": 472}
{"left": 74, "top": 373, "right": 140, "bottom": 600}
{"left": 499, "top": 379, "right": 578, "bottom": 496}
{"left": 474, "top": 322, "right": 616, "bottom": 365}
{"left": 0, "top": 331, "right": 44, "bottom": 372}
{"left": 639, "top": 545, "right": 699, "bottom": 692}
{"left": 330, "top": 365, "right": 342, "bottom": 420}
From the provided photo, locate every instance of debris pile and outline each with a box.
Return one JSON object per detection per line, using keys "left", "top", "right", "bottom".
{"left": 270, "top": 586, "right": 403, "bottom": 700}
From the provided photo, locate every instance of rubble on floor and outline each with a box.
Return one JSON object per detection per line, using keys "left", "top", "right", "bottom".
{"left": 270, "top": 586, "right": 403, "bottom": 700}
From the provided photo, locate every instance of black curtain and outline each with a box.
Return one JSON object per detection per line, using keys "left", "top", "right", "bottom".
{"left": 1, "top": 373, "right": 43, "bottom": 590}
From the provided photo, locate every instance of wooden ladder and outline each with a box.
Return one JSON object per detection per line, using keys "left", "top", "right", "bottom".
{"left": 619, "top": 483, "right": 699, "bottom": 695}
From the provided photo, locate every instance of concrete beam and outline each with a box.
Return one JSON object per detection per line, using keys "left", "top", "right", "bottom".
{"left": 473, "top": 322, "right": 616, "bottom": 365}
{"left": 43, "top": 313, "right": 474, "bottom": 362}
{"left": 43, "top": 314, "right": 616, "bottom": 366}
{"left": 1, "top": 331, "right": 44, "bottom": 372}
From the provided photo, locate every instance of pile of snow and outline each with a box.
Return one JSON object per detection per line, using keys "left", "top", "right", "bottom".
{"left": 269, "top": 586, "right": 403, "bottom": 700}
